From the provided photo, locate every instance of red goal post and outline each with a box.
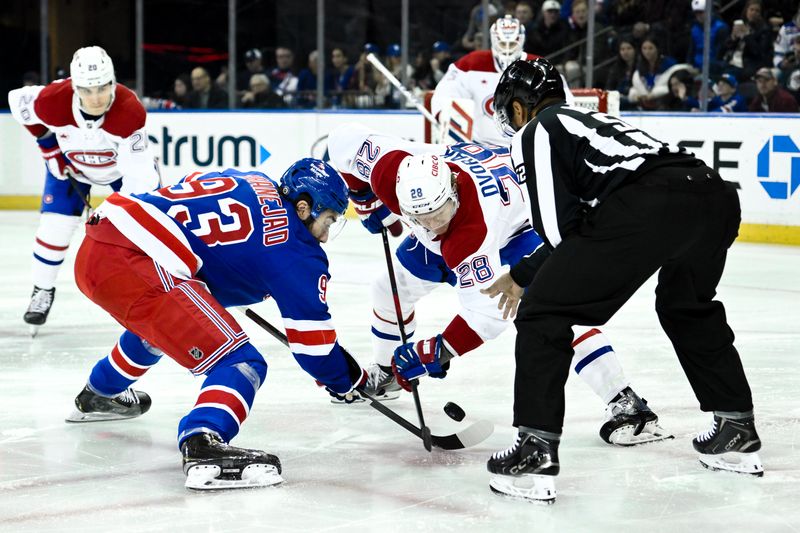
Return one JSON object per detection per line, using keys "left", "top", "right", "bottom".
{"left": 422, "top": 89, "right": 620, "bottom": 143}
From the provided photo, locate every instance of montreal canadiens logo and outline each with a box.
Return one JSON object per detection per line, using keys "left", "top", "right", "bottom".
{"left": 65, "top": 150, "right": 118, "bottom": 168}
{"left": 483, "top": 96, "right": 495, "bottom": 117}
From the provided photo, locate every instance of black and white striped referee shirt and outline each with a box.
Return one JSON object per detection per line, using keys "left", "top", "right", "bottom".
{"left": 509, "top": 104, "right": 694, "bottom": 251}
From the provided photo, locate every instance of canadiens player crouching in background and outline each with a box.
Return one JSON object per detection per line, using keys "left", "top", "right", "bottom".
{"left": 64, "top": 159, "right": 367, "bottom": 490}
{"left": 7, "top": 46, "right": 160, "bottom": 335}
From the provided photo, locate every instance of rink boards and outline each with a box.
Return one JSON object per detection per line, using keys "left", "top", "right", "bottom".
{"left": 0, "top": 110, "right": 798, "bottom": 244}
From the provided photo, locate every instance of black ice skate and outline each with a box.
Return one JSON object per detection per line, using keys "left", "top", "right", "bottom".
{"left": 181, "top": 432, "right": 283, "bottom": 490}
{"left": 65, "top": 385, "right": 151, "bottom": 423}
{"left": 24, "top": 286, "right": 55, "bottom": 336}
{"left": 693, "top": 414, "right": 763, "bottom": 476}
{"left": 487, "top": 431, "right": 559, "bottom": 504}
{"left": 599, "top": 387, "right": 673, "bottom": 446}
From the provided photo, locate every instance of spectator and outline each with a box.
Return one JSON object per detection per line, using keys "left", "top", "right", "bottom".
{"left": 779, "top": 35, "right": 800, "bottom": 103}
{"left": 604, "top": 34, "right": 638, "bottom": 109}
{"left": 708, "top": 72, "right": 748, "bottom": 112}
{"left": 378, "top": 44, "right": 414, "bottom": 109}
{"left": 412, "top": 50, "right": 437, "bottom": 93}
{"left": 722, "top": 0, "right": 774, "bottom": 82}
{"left": 237, "top": 49, "right": 267, "bottom": 91}
{"left": 687, "top": 0, "right": 730, "bottom": 75}
{"left": 606, "top": 0, "right": 644, "bottom": 29}
{"left": 215, "top": 65, "right": 228, "bottom": 89}
{"left": 186, "top": 66, "right": 228, "bottom": 109}
{"left": 628, "top": 35, "right": 684, "bottom": 110}
{"left": 563, "top": 0, "right": 611, "bottom": 87}
{"left": 170, "top": 73, "right": 191, "bottom": 108}
{"left": 269, "top": 47, "right": 299, "bottom": 97}
{"left": 296, "top": 50, "right": 333, "bottom": 108}
{"left": 355, "top": 43, "right": 382, "bottom": 96}
{"left": 22, "top": 71, "right": 40, "bottom": 86}
{"left": 527, "top": 1, "right": 570, "bottom": 58}
{"left": 515, "top": 1, "right": 536, "bottom": 48}
{"left": 662, "top": 69, "right": 700, "bottom": 111}
{"left": 748, "top": 66, "right": 799, "bottom": 111}
{"left": 240, "top": 74, "right": 284, "bottom": 108}
{"left": 431, "top": 41, "right": 453, "bottom": 82}
{"left": 773, "top": 6, "right": 800, "bottom": 68}
{"left": 331, "top": 47, "right": 357, "bottom": 107}
{"left": 461, "top": 1, "right": 502, "bottom": 51}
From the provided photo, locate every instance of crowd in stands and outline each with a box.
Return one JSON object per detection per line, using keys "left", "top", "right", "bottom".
{"left": 26, "top": 0, "right": 800, "bottom": 113}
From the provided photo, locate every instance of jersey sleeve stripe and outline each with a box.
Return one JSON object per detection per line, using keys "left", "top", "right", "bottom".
{"left": 100, "top": 193, "right": 202, "bottom": 279}
{"left": 532, "top": 123, "right": 563, "bottom": 247}
{"left": 285, "top": 328, "right": 338, "bottom": 346}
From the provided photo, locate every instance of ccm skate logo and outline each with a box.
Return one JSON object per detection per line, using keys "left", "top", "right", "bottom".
{"left": 65, "top": 149, "right": 118, "bottom": 168}
{"left": 725, "top": 433, "right": 741, "bottom": 451}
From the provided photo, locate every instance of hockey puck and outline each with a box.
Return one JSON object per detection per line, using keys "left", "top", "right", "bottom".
{"left": 443, "top": 401, "right": 466, "bottom": 422}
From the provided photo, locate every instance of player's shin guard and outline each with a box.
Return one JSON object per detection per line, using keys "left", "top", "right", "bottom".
{"left": 693, "top": 411, "right": 763, "bottom": 476}
{"left": 177, "top": 343, "right": 266, "bottom": 448}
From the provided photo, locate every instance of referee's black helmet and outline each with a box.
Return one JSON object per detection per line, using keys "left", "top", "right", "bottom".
{"left": 494, "top": 58, "right": 566, "bottom": 137}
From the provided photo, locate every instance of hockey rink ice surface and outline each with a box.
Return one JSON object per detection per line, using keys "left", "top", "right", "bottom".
{"left": 0, "top": 211, "right": 798, "bottom": 533}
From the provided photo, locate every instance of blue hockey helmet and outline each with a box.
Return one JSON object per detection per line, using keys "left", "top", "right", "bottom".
{"left": 279, "top": 158, "right": 349, "bottom": 219}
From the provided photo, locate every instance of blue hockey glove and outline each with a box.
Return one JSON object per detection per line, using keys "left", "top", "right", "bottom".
{"left": 316, "top": 346, "right": 368, "bottom": 403}
{"left": 391, "top": 335, "right": 448, "bottom": 391}
{"left": 348, "top": 188, "right": 403, "bottom": 236}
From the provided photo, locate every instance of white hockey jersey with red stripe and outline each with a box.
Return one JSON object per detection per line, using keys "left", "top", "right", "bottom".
{"left": 7, "top": 79, "right": 159, "bottom": 193}
{"left": 329, "top": 124, "right": 541, "bottom": 356}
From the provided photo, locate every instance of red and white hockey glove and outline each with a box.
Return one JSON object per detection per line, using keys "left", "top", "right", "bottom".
{"left": 348, "top": 187, "right": 404, "bottom": 236}
{"left": 37, "top": 134, "right": 81, "bottom": 181}
{"left": 391, "top": 334, "right": 450, "bottom": 392}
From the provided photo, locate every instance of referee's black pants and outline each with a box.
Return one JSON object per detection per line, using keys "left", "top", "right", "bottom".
{"left": 513, "top": 164, "right": 754, "bottom": 433}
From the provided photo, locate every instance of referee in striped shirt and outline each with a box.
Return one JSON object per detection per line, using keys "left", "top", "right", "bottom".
{"left": 481, "top": 58, "right": 762, "bottom": 503}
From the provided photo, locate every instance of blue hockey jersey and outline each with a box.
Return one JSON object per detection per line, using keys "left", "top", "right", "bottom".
{"left": 96, "top": 168, "right": 355, "bottom": 392}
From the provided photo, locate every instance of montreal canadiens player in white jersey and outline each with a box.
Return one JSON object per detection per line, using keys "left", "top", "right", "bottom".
{"left": 65, "top": 159, "right": 367, "bottom": 490}
{"left": 431, "top": 15, "right": 573, "bottom": 146}
{"left": 7, "top": 46, "right": 160, "bottom": 334}
{"left": 328, "top": 123, "right": 671, "bottom": 446}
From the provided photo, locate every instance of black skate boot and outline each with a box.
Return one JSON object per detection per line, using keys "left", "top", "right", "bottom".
{"left": 599, "top": 387, "right": 673, "bottom": 446}
{"left": 693, "top": 413, "right": 763, "bottom": 476}
{"left": 181, "top": 432, "right": 283, "bottom": 490}
{"left": 65, "top": 385, "right": 152, "bottom": 423}
{"left": 487, "top": 430, "right": 560, "bottom": 504}
{"left": 24, "top": 286, "right": 56, "bottom": 336}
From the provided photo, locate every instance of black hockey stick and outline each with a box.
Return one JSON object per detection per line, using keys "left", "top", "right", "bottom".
{"left": 380, "top": 227, "right": 433, "bottom": 452}
{"left": 243, "top": 308, "right": 493, "bottom": 450}
{"left": 64, "top": 167, "right": 93, "bottom": 216}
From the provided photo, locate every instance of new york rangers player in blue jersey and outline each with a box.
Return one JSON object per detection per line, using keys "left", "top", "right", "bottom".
{"left": 66, "top": 159, "right": 366, "bottom": 490}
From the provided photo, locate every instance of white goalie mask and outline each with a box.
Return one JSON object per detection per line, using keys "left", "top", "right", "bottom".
{"left": 70, "top": 46, "right": 116, "bottom": 113}
{"left": 491, "top": 15, "right": 526, "bottom": 71}
{"left": 396, "top": 155, "right": 459, "bottom": 234}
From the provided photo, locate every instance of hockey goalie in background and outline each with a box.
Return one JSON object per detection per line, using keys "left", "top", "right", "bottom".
{"left": 328, "top": 122, "right": 672, "bottom": 447}
{"left": 431, "top": 14, "right": 573, "bottom": 146}
{"left": 7, "top": 46, "right": 160, "bottom": 335}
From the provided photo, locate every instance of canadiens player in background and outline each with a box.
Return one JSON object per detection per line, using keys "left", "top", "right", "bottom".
{"left": 482, "top": 58, "right": 762, "bottom": 503}
{"left": 328, "top": 123, "right": 671, "bottom": 447}
{"left": 431, "top": 14, "right": 573, "bottom": 146}
{"left": 64, "top": 159, "right": 367, "bottom": 490}
{"left": 7, "top": 46, "right": 160, "bottom": 334}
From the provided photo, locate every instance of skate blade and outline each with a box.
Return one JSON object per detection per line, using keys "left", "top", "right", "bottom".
{"left": 64, "top": 409, "right": 142, "bottom": 423}
{"left": 29, "top": 325, "right": 40, "bottom": 338}
{"left": 185, "top": 463, "right": 284, "bottom": 490}
{"left": 489, "top": 474, "right": 556, "bottom": 504}
{"left": 607, "top": 421, "right": 674, "bottom": 446}
{"left": 330, "top": 390, "right": 400, "bottom": 404}
{"left": 698, "top": 451, "right": 763, "bottom": 477}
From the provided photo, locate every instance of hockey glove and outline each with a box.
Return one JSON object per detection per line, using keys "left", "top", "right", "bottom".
{"left": 317, "top": 346, "right": 368, "bottom": 403}
{"left": 391, "top": 334, "right": 449, "bottom": 392}
{"left": 37, "top": 133, "right": 81, "bottom": 181}
{"left": 348, "top": 187, "right": 403, "bottom": 236}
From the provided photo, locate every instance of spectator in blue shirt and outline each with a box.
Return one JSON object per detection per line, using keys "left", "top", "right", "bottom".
{"left": 708, "top": 73, "right": 748, "bottom": 112}
{"left": 687, "top": 0, "right": 730, "bottom": 75}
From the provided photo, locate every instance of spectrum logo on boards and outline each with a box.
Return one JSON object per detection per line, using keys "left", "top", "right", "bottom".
{"left": 148, "top": 126, "right": 271, "bottom": 169}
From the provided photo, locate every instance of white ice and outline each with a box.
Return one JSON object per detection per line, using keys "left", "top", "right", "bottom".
{"left": 0, "top": 211, "right": 798, "bottom": 532}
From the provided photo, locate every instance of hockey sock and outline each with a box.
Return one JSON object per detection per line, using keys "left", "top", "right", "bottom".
{"left": 87, "top": 331, "right": 163, "bottom": 396}
{"left": 177, "top": 343, "right": 267, "bottom": 448}
{"left": 31, "top": 213, "right": 81, "bottom": 289}
{"left": 371, "top": 309, "right": 415, "bottom": 367}
{"left": 571, "top": 328, "right": 629, "bottom": 404}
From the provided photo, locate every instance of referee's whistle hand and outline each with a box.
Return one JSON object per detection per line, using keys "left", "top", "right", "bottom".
{"left": 481, "top": 273, "right": 523, "bottom": 320}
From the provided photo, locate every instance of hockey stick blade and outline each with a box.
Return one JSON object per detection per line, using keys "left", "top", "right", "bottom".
{"left": 243, "top": 308, "right": 494, "bottom": 450}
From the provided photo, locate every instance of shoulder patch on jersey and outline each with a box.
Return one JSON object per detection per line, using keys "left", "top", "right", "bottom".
{"left": 370, "top": 150, "right": 412, "bottom": 215}
{"left": 103, "top": 85, "right": 146, "bottom": 137}
{"left": 33, "top": 80, "right": 78, "bottom": 128}
{"left": 440, "top": 167, "right": 487, "bottom": 268}
{"left": 454, "top": 50, "right": 498, "bottom": 73}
